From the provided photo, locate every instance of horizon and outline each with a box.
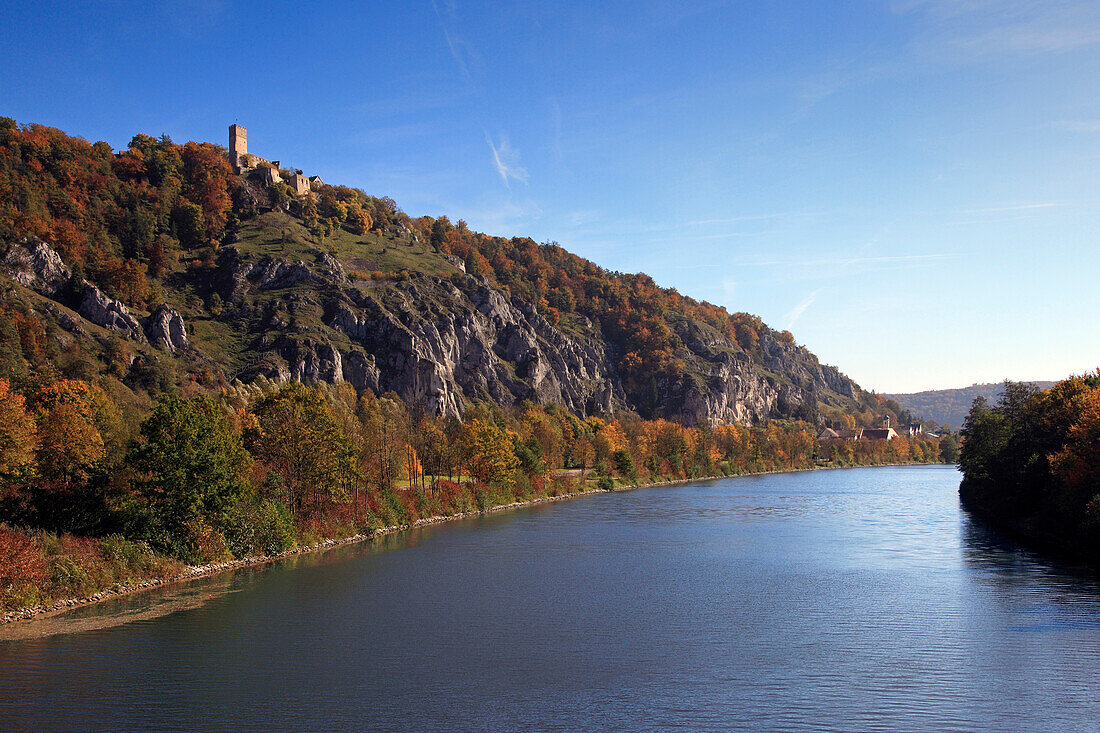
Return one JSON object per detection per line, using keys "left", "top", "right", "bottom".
{"left": 3, "top": 1, "right": 1098, "bottom": 392}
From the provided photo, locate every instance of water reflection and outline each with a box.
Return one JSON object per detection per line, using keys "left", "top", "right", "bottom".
{"left": 959, "top": 507, "right": 1100, "bottom": 636}
{"left": 0, "top": 530, "right": 438, "bottom": 642}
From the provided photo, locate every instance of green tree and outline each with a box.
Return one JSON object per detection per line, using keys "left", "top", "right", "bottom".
{"left": 430, "top": 217, "right": 450, "bottom": 251}
{"left": 938, "top": 433, "right": 959, "bottom": 464}
{"left": 128, "top": 394, "right": 250, "bottom": 555}
{"left": 172, "top": 200, "right": 206, "bottom": 250}
{"left": 958, "top": 397, "right": 1005, "bottom": 485}
{"left": 611, "top": 449, "right": 637, "bottom": 483}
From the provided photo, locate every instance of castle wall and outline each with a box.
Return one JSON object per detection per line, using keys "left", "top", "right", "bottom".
{"left": 287, "top": 173, "right": 310, "bottom": 195}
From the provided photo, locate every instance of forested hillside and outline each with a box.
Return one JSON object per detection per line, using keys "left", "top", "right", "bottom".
{"left": 885, "top": 381, "right": 1056, "bottom": 429}
{"left": 0, "top": 118, "right": 948, "bottom": 614}
{"left": 0, "top": 118, "right": 879, "bottom": 427}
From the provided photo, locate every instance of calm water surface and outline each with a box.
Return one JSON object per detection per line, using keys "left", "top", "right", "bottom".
{"left": 3, "top": 465, "right": 1100, "bottom": 731}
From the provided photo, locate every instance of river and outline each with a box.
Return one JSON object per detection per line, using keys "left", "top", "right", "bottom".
{"left": 2, "top": 465, "right": 1100, "bottom": 731}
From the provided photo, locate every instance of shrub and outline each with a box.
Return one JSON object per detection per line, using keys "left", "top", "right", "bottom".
{"left": 98, "top": 534, "right": 161, "bottom": 577}
{"left": 223, "top": 497, "right": 296, "bottom": 558}
{"left": 0, "top": 525, "right": 48, "bottom": 610}
{"left": 48, "top": 554, "right": 92, "bottom": 597}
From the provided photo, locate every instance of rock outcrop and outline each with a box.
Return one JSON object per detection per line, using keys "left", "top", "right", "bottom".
{"left": 2, "top": 237, "right": 193, "bottom": 353}
{"left": 1, "top": 236, "right": 72, "bottom": 297}
{"left": 78, "top": 284, "right": 148, "bottom": 343}
{"left": 196, "top": 246, "right": 866, "bottom": 424}
{"left": 3, "top": 234, "right": 864, "bottom": 426}
{"left": 320, "top": 276, "right": 622, "bottom": 418}
{"left": 144, "top": 304, "right": 189, "bottom": 352}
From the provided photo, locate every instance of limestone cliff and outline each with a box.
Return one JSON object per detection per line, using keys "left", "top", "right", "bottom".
{"left": 2, "top": 231, "right": 868, "bottom": 426}
{"left": 205, "top": 244, "right": 863, "bottom": 424}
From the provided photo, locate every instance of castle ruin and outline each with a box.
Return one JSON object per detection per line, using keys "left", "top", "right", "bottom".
{"left": 229, "top": 124, "right": 312, "bottom": 195}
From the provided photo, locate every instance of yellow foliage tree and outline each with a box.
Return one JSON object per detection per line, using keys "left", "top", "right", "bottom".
{"left": 32, "top": 380, "right": 106, "bottom": 482}
{"left": 0, "top": 380, "right": 36, "bottom": 482}
{"left": 461, "top": 419, "right": 519, "bottom": 485}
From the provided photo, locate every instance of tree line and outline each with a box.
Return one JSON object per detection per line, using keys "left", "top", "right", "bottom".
{"left": 1, "top": 366, "right": 946, "bottom": 611}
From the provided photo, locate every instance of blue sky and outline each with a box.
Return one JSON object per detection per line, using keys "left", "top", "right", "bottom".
{"left": 3, "top": 0, "right": 1099, "bottom": 393}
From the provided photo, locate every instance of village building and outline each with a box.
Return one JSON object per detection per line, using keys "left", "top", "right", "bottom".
{"left": 819, "top": 416, "right": 900, "bottom": 442}
{"left": 861, "top": 416, "right": 899, "bottom": 441}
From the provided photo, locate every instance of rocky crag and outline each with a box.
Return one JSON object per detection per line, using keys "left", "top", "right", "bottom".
{"left": 2, "top": 236, "right": 190, "bottom": 355}
{"left": 2, "top": 221, "right": 868, "bottom": 426}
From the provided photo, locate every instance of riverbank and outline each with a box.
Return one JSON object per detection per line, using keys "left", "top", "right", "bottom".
{"left": 2, "top": 461, "right": 945, "bottom": 625}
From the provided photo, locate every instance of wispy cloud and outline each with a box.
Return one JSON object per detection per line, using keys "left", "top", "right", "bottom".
{"left": 430, "top": 0, "right": 472, "bottom": 83}
{"left": 653, "top": 231, "right": 771, "bottom": 243}
{"left": 956, "top": 202, "right": 1064, "bottom": 214}
{"left": 1053, "top": 119, "right": 1100, "bottom": 132}
{"left": 746, "top": 253, "right": 956, "bottom": 268}
{"left": 485, "top": 133, "right": 529, "bottom": 187}
{"left": 784, "top": 289, "right": 821, "bottom": 329}
{"left": 894, "top": 0, "right": 1100, "bottom": 58}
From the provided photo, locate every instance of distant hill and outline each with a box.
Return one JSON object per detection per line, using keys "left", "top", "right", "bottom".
{"left": 884, "top": 382, "right": 1056, "bottom": 429}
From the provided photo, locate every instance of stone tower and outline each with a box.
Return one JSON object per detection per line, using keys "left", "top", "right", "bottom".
{"left": 229, "top": 124, "right": 247, "bottom": 172}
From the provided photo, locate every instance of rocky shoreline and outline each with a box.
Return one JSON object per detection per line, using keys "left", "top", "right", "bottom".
{"left": 1, "top": 463, "right": 939, "bottom": 626}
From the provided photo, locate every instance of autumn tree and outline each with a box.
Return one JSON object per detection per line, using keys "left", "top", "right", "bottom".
{"left": 32, "top": 381, "right": 107, "bottom": 483}
{"left": 460, "top": 419, "right": 519, "bottom": 485}
{"left": 359, "top": 392, "right": 409, "bottom": 492}
{"left": 0, "top": 380, "right": 36, "bottom": 486}
{"left": 250, "top": 383, "right": 354, "bottom": 519}
{"left": 181, "top": 141, "right": 232, "bottom": 240}
{"left": 1049, "top": 382, "right": 1100, "bottom": 516}
{"left": 414, "top": 417, "right": 450, "bottom": 486}
{"left": 345, "top": 205, "right": 373, "bottom": 235}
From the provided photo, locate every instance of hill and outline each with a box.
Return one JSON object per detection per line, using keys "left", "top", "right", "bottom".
{"left": 0, "top": 118, "right": 879, "bottom": 427}
{"left": 883, "top": 381, "right": 1056, "bottom": 429}
{"left": 0, "top": 118, "right": 952, "bottom": 612}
